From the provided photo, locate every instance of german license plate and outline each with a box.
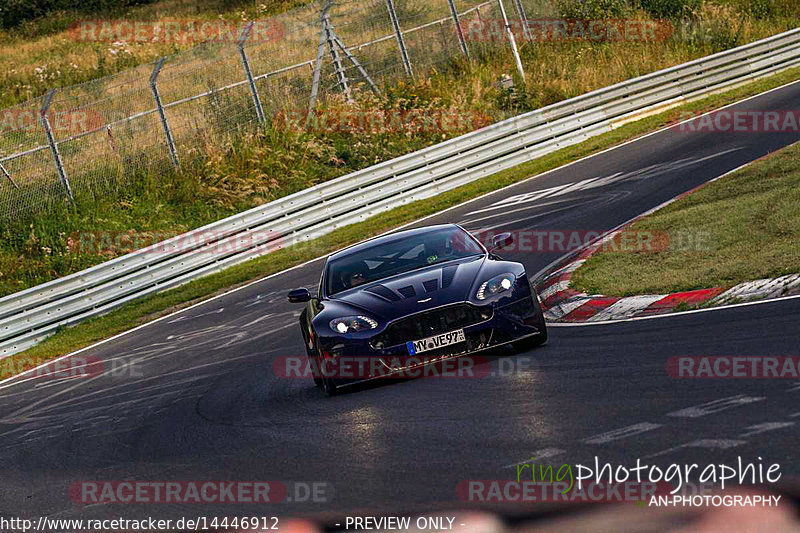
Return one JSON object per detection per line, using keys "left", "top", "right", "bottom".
{"left": 406, "top": 329, "right": 466, "bottom": 355}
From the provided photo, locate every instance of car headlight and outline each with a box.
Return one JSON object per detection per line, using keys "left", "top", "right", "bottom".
{"left": 330, "top": 316, "right": 378, "bottom": 334}
{"left": 476, "top": 273, "right": 515, "bottom": 300}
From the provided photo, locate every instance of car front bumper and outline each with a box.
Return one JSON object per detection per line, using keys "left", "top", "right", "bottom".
{"left": 317, "top": 295, "right": 542, "bottom": 387}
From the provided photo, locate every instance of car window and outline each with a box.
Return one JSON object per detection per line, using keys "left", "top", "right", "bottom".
{"left": 326, "top": 227, "right": 483, "bottom": 295}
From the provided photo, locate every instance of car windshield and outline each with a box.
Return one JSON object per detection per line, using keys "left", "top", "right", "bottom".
{"left": 326, "top": 226, "right": 483, "bottom": 295}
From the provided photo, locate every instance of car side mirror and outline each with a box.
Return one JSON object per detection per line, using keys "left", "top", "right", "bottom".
{"left": 490, "top": 232, "right": 514, "bottom": 252}
{"left": 287, "top": 288, "right": 312, "bottom": 303}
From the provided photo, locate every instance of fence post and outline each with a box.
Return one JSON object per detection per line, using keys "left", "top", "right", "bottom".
{"left": 41, "top": 89, "right": 75, "bottom": 205}
{"left": 238, "top": 22, "right": 266, "bottom": 123}
{"left": 309, "top": 1, "right": 332, "bottom": 112}
{"left": 0, "top": 162, "right": 18, "bottom": 189}
{"left": 497, "top": 0, "right": 525, "bottom": 82}
{"left": 512, "top": 0, "right": 531, "bottom": 42}
{"left": 446, "top": 0, "right": 470, "bottom": 58}
{"left": 385, "top": 0, "right": 413, "bottom": 77}
{"left": 324, "top": 11, "right": 353, "bottom": 102}
{"left": 149, "top": 57, "right": 180, "bottom": 170}
{"left": 333, "top": 35, "right": 381, "bottom": 95}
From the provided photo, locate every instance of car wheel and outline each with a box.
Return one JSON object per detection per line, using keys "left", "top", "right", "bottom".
{"left": 299, "top": 315, "right": 323, "bottom": 388}
{"left": 513, "top": 293, "right": 548, "bottom": 351}
{"left": 308, "top": 348, "right": 323, "bottom": 388}
{"left": 321, "top": 374, "right": 339, "bottom": 396}
{"left": 315, "top": 351, "right": 339, "bottom": 395}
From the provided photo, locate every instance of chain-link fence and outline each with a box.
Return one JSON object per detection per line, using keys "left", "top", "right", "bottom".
{"left": 0, "top": 0, "right": 535, "bottom": 220}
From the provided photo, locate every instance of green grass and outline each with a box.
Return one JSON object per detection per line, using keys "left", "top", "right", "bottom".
{"left": 570, "top": 137, "right": 800, "bottom": 297}
{"left": 9, "top": 66, "right": 800, "bottom": 373}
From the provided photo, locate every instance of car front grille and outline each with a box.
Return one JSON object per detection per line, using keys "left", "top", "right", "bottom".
{"left": 371, "top": 304, "right": 492, "bottom": 349}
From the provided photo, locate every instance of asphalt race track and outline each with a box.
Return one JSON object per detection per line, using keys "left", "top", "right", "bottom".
{"left": 3, "top": 81, "right": 800, "bottom": 523}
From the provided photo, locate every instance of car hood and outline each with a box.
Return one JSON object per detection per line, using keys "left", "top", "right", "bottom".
{"left": 329, "top": 255, "right": 486, "bottom": 321}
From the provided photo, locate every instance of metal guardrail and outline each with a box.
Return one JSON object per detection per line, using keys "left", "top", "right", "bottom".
{"left": 2, "top": 28, "right": 800, "bottom": 357}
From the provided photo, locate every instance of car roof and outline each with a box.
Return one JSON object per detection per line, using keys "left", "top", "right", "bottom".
{"left": 327, "top": 224, "right": 464, "bottom": 261}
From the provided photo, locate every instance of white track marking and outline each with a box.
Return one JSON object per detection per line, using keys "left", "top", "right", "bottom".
{"left": 244, "top": 294, "right": 264, "bottom": 308}
{"left": 548, "top": 292, "right": 800, "bottom": 326}
{"left": 239, "top": 313, "right": 275, "bottom": 329}
{"left": 543, "top": 298, "right": 588, "bottom": 321}
{"left": 463, "top": 188, "right": 585, "bottom": 223}
{"left": 459, "top": 199, "right": 586, "bottom": 230}
{"left": 193, "top": 307, "right": 225, "bottom": 319}
{"left": 503, "top": 448, "right": 566, "bottom": 468}
{"left": 583, "top": 422, "right": 662, "bottom": 444}
{"left": 471, "top": 149, "right": 742, "bottom": 218}
{"left": 588, "top": 294, "right": 667, "bottom": 321}
{"left": 468, "top": 180, "right": 602, "bottom": 216}
{"left": 710, "top": 274, "right": 800, "bottom": 305}
{"left": 646, "top": 438, "right": 747, "bottom": 458}
{"left": 738, "top": 422, "right": 795, "bottom": 437}
{"left": 0, "top": 347, "right": 273, "bottom": 425}
{"left": 4, "top": 79, "right": 799, "bottom": 389}
{"left": 539, "top": 280, "right": 571, "bottom": 301}
{"left": 666, "top": 395, "right": 765, "bottom": 418}
{"left": 556, "top": 259, "right": 587, "bottom": 276}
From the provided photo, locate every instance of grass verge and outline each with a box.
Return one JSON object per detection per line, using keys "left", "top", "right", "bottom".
{"left": 6, "top": 66, "right": 800, "bottom": 374}
{"left": 570, "top": 135, "right": 800, "bottom": 297}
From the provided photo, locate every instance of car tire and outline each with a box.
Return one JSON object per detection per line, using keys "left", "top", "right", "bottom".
{"left": 315, "top": 350, "right": 339, "bottom": 395}
{"left": 513, "top": 293, "right": 548, "bottom": 351}
{"left": 309, "top": 349, "right": 323, "bottom": 388}
{"left": 299, "top": 313, "right": 323, "bottom": 388}
{"left": 321, "top": 375, "right": 339, "bottom": 396}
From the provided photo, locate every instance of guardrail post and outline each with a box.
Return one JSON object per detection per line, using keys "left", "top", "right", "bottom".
{"left": 238, "top": 22, "right": 266, "bottom": 123}
{"left": 512, "top": 0, "right": 531, "bottom": 42}
{"left": 385, "top": 0, "right": 414, "bottom": 78}
{"left": 149, "top": 57, "right": 180, "bottom": 170}
{"left": 446, "top": 0, "right": 470, "bottom": 58}
{"left": 41, "top": 89, "right": 75, "bottom": 205}
{"left": 497, "top": 0, "right": 525, "bottom": 82}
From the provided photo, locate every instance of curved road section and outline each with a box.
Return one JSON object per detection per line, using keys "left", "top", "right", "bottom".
{"left": 2, "top": 81, "right": 800, "bottom": 522}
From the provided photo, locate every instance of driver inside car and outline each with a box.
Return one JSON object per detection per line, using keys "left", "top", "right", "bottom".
{"left": 425, "top": 235, "right": 454, "bottom": 264}
{"left": 339, "top": 260, "right": 369, "bottom": 290}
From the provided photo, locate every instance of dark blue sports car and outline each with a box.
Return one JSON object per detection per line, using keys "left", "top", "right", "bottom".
{"left": 287, "top": 224, "right": 547, "bottom": 394}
